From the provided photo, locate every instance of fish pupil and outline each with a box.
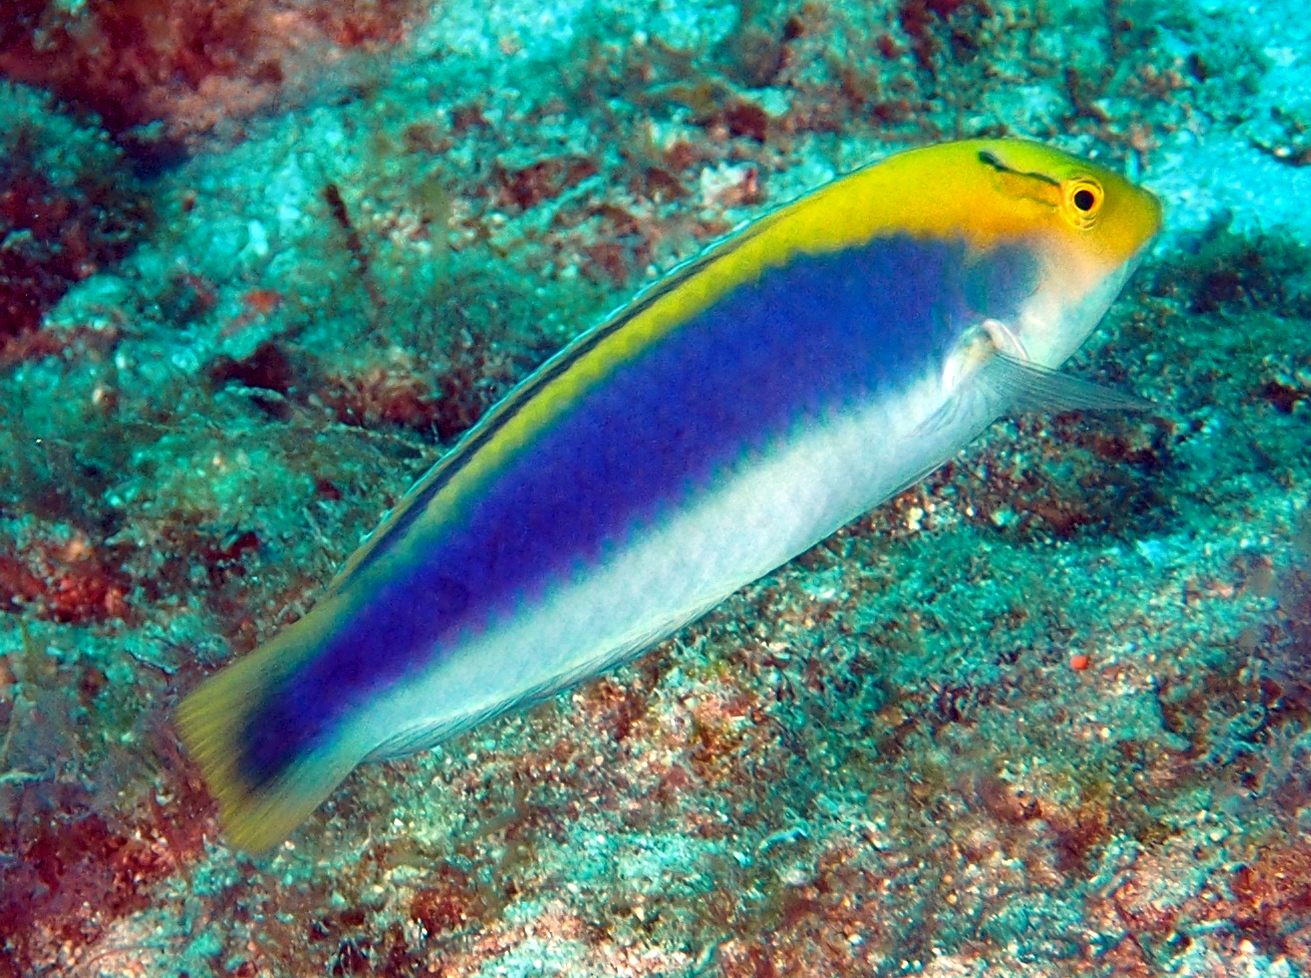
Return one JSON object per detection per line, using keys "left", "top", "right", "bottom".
{"left": 1073, "top": 188, "right": 1096, "bottom": 211}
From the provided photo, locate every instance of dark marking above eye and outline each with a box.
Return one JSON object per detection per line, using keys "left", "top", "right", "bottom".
{"left": 1073, "top": 188, "right": 1097, "bottom": 211}
{"left": 977, "top": 150, "right": 1061, "bottom": 188}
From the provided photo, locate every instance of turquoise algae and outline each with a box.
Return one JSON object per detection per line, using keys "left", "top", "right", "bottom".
{"left": 0, "top": 1, "right": 1309, "bottom": 976}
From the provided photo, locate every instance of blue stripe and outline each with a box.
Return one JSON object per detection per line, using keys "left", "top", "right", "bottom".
{"left": 239, "top": 234, "right": 1036, "bottom": 786}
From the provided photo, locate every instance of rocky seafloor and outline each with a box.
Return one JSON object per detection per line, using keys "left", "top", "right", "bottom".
{"left": 1, "top": 0, "right": 1310, "bottom": 975}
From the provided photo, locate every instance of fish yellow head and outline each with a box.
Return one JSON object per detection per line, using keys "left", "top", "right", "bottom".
{"left": 955, "top": 138, "right": 1163, "bottom": 367}
{"left": 772, "top": 137, "right": 1162, "bottom": 371}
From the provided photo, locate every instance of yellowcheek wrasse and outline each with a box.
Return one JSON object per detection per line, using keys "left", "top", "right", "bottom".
{"left": 178, "top": 138, "right": 1163, "bottom": 851}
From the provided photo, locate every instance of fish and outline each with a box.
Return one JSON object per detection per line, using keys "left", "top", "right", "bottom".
{"left": 178, "top": 138, "right": 1163, "bottom": 851}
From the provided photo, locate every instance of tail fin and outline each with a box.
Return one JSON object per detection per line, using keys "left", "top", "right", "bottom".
{"left": 176, "top": 619, "right": 368, "bottom": 852}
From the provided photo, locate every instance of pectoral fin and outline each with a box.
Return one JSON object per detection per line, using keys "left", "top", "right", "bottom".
{"left": 979, "top": 352, "right": 1156, "bottom": 414}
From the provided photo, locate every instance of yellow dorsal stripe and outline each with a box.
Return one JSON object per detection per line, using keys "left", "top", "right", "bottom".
{"left": 330, "top": 139, "right": 1154, "bottom": 593}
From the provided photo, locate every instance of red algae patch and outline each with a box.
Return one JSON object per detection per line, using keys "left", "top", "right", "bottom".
{"left": 0, "top": 0, "right": 429, "bottom": 148}
{"left": 0, "top": 84, "right": 149, "bottom": 346}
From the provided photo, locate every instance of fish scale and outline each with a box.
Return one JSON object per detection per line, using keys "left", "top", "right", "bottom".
{"left": 178, "top": 138, "right": 1162, "bottom": 851}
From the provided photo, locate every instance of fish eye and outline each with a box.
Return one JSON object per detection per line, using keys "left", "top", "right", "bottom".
{"left": 1062, "top": 177, "right": 1103, "bottom": 229}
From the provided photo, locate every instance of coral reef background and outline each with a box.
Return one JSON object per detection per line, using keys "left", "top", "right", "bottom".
{"left": 1, "top": 0, "right": 1310, "bottom": 975}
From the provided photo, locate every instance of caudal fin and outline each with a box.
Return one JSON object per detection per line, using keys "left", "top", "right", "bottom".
{"left": 176, "top": 621, "right": 367, "bottom": 852}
